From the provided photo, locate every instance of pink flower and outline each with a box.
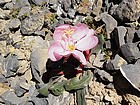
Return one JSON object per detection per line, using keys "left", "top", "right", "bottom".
{"left": 48, "top": 23, "right": 98, "bottom": 65}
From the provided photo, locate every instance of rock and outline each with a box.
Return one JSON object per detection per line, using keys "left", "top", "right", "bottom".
{"left": 13, "top": 0, "right": 30, "bottom": 9}
{"left": 4, "top": 2, "right": 13, "bottom": 10}
{"left": 106, "top": 54, "right": 127, "bottom": 70}
{"left": 0, "top": 75, "right": 6, "bottom": 83}
{"left": 14, "top": 84, "right": 27, "bottom": 97}
{"left": 8, "top": 18, "right": 21, "bottom": 29}
{"left": 67, "top": 9, "right": 76, "bottom": 19}
{"left": 120, "top": 43, "right": 140, "bottom": 63}
{"left": 30, "top": 48, "right": 48, "bottom": 82}
{"left": 1, "top": 90, "right": 27, "bottom": 105}
{"left": 92, "top": 50, "right": 105, "bottom": 68}
{"left": 47, "top": 94, "right": 60, "bottom": 105}
{"left": 0, "top": 0, "right": 11, "bottom": 4}
{"left": 112, "top": 26, "right": 127, "bottom": 47}
{"left": 0, "top": 19, "right": 8, "bottom": 33}
{"left": 125, "top": 27, "right": 136, "bottom": 43}
{"left": 20, "top": 13, "right": 44, "bottom": 35}
{"left": 24, "top": 36, "right": 48, "bottom": 51}
{"left": 18, "top": 6, "right": 31, "bottom": 18}
{"left": 2, "top": 54, "right": 19, "bottom": 77}
{"left": 100, "top": 12, "right": 117, "bottom": 39}
{"left": 135, "top": 29, "right": 140, "bottom": 41}
{"left": 31, "top": 0, "right": 46, "bottom": 5}
{"left": 92, "top": 0, "right": 102, "bottom": 16}
{"left": 94, "top": 69, "right": 113, "bottom": 83}
{"left": 30, "top": 97, "right": 48, "bottom": 105}
{"left": 3, "top": 54, "right": 19, "bottom": 72}
{"left": 120, "top": 64, "right": 140, "bottom": 91}
{"left": 113, "top": 0, "right": 139, "bottom": 22}
{"left": 0, "top": 83, "right": 10, "bottom": 96}
{"left": 61, "top": 0, "right": 71, "bottom": 12}
{"left": 35, "top": 30, "right": 46, "bottom": 37}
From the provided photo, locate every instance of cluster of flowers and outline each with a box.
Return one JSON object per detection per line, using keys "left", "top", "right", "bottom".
{"left": 48, "top": 23, "right": 98, "bottom": 65}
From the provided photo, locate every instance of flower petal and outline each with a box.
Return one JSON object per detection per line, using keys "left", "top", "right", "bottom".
{"left": 48, "top": 42, "right": 64, "bottom": 61}
{"left": 72, "top": 50, "right": 87, "bottom": 65}
{"left": 72, "top": 23, "right": 89, "bottom": 42}
{"left": 53, "top": 24, "right": 72, "bottom": 41}
{"left": 75, "top": 29, "right": 98, "bottom": 51}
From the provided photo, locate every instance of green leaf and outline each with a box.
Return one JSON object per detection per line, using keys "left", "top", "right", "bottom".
{"left": 65, "top": 70, "right": 92, "bottom": 91}
{"left": 38, "top": 83, "right": 51, "bottom": 96}
{"left": 49, "top": 80, "right": 67, "bottom": 96}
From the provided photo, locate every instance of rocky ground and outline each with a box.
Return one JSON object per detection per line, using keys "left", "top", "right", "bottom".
{"left": 0, "top": 0, "right": 140, "bottom": 105}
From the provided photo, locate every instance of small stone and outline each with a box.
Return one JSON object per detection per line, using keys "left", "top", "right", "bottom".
{"left": 3, "top": 54, "right": 19, "bottom": 72}
{"left": 106, "top": 54, "right": 127, "bottom": 70}
{"left": 125, "top": 27, "right": 136, "bottom": 43}
{"left": 67, "top": 9, "right": 76, "bottom": 19}
{"left": 18, "top": 6, "right": 31, "bottom": 18}
{"left": 1, "top": 90, "right": 27, "bottom": 105}
{"left": 8, "top": 18, "right": 21, "bottom": 29}
{"left": 31, "top": 0, "right": 46, "bottom": 5}
{"left": 14, "top": 84, "right": 27, "bottom": 97}
{"left": 92, "top": 0, "right": 102, "bottom": 16}
{"left": 4, "top": 2, "right": 13, "bottom": 10}
{"left": 100, "top": 12, "right": 117, "bottom": 39}
{"left": 112, "top": 26, "right": 127, "bottom": 47}
{"left": 0, "top": 0, "right": 11, "bottom": 4}
{"left": 95, "top": 69, "right": 113, "bottom": 83}
{"left": 30, "top": 48, "right": 48, "bottom": 82}
{"left": 120, "top": 64, "right": 140, "bottom": 91}
{"left": 120, "top": 43, "right": 140, "bottom": 63}
{"left": 35, "top": 30, "right": 46, "bottom": 37}
{"left": 20, "top": 13, "right": 44, "bottom": 35}
{"left": 113, "top": 0, "right": 139, "bottom": 22}
{"left": 0, "top": 83, "right": 10, "bottom": 96}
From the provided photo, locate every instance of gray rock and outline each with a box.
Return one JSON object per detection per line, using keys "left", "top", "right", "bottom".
{"left": 120, "top": 64, "right": 140, "bottom": 91}
{"left": 125, "top": 27, "right": 136, "bottom": 43}
{"left": 92, "top": 0, "right": 102, "bottom": 16}
{"left": 8, "top": 18, "right": 21, "bottom": 29}
{"left": 30, "top": 97, "right": 48, "bottom": 105}
{"left": 28, "top": 85, "right": 39, "bottom": 98}
{"left": 100, "top": 12, "right": 117, "bottom": 39}
{"left": 94, "top": 69, "right": 113, "bottom": 83}
{"left": 2, "top": 54, "right": 19, "bottom": 77}
{"left": 67, "top": 9, "right": 76, "bottom": 19}
{"left": 0, "top": 0, "right": 11, "bottom": 4}
{"left": 18, "top": 6, "right": 31, "bottom": 18}
{"left": 135, "top": 29, "right": 140, "bottom": 39}
{"left": 3, "top": 54, "right": 19, "bottom": 72}
{"left": 20, "top": 13, "right": 44, "bottom": 35}
{"left": 0, "top": 74, "right": 6, "bottom": 83}
{"left": 35, "top": 30, "right": 45, "bottom": 36}
{"left": 1, "top": 90, "right": 27, "bottom": 105}
{"left": 47, "top": 94, "right": 60, "bottom": 105}
{"left": 31, "top": 0, "right": 46, "bottom": 5}
{"left": 61, "top": 0, "right": 71, "bottom": 12}
{"left": 120, "top": 43, "right": 140, "bottom": 63}
{"left": 13, "top": 0, "right": 30, "bottom": 9}
{"left": 113, "top": 0, "right": 139, "bottom": 22}
{"left": 30, "top": 48, "right": 48, "bottom": 82}
{"left": 14, "top": 84, "right": 27, "bottom": 97}
{"left": 106, "top": 54, "right": 127, "bottom": 70}
{"left": 0, "top": 8, "right": 6, "bottom": 19}
{"left": 4, "top": 2, "right": 13, "bottom": 10}
{"left": 112, "top": 26, "right": 127, "bottom": 47}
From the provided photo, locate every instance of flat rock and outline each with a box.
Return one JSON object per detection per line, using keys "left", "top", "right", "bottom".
{"left": 1, "top": 90, "right": 27, "bottom": 105}
{"left": 120, "top": 64, "right": 140, "bottom": 91}
{"left": 100, "top": 12, "right": 117, "bottom": 39}
{"left": 0, "top": 0, "right": 11, "bottom": 4}
{"left": 113, "top": 0, "right": 139, "bottom": 22}
{"left": 20, "top": 13, "right": 44, "bottom": 35}
{"left": 30, "top": 48, "right": 48, "bottom": 82}
{"left": 112, "top": 26, "right": 127, "bottom": 47}
{"left": 106, "top": 54, "right": 127, "bottom": 70}
{"left": 120, "top": 43, "right": 140, "bottom": 63}
{"left": 8, "top": 18, "right": 21, "bottom": 29}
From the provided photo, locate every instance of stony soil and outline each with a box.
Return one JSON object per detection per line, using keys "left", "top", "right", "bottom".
{"left": 0, "top": 0, "right": 140, "bottom": 105}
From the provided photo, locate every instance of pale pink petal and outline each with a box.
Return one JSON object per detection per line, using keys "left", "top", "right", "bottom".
{"left": 75, "top": 30, "right": 98, "bottom": 51}
{"left": 72, "top": 23, "right": 89, "bottom": 42}
{"left": 72, "top": 50, "right": 87, "bottom": 65}
{"left": 48, "top": 42, "right": 64, "bottom": 61}
{"left": 53, "top": 24, "right": 72, "bottom": 41}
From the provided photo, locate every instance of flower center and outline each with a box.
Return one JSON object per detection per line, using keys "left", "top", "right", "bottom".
{"left": 68, "top": 44, "right": 75, "bottom": 51}
{"left": 63, "top": 29, "right": 74, "bottom": 36}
